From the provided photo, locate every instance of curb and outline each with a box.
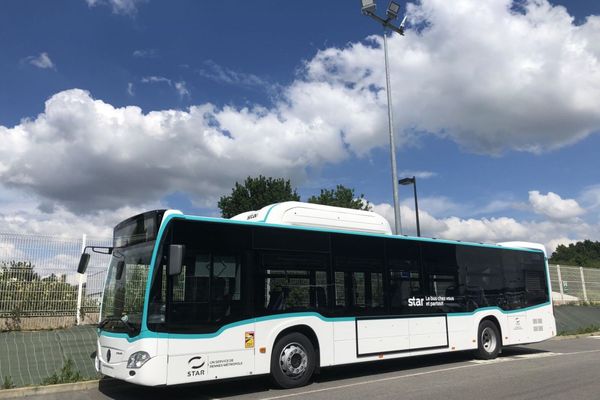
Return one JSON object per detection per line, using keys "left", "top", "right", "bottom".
{"left": 0, "top": 380, "right": 101, "bottom": 399}
{"left": 552, "top": 331, "right": 600, "bottom": 340}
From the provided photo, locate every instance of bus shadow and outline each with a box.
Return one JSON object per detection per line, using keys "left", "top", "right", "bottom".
{"left": 97, "top": 347, "right": 549, "bottom": 400}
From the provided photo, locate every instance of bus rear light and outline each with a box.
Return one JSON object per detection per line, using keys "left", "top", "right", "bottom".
{"left": 259, "top": 347, "right": 266, "bottom": 354}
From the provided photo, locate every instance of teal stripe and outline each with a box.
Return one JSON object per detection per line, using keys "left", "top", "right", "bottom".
{"left": 101, "top": 312, "right": 354, "bottom": 343}
{"left": 447, "top": 302, "right": 552, "bottom": 317}
{"left": 101, "top": 302, "right": 552, "bottom": 343}
{"left": 260, "top": 203, "right": 280, "bottom": 222}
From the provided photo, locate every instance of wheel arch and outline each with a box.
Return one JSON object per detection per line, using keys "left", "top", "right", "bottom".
{"left": 272, "top": 324, "right": 321, "bottom": 372}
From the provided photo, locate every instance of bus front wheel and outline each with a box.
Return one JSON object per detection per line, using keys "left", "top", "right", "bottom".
{"left": 270, "top": 332, "right": 316, "bottom": 389}
{"left": 475, "top": 320, "right": 501, "bottom": 360}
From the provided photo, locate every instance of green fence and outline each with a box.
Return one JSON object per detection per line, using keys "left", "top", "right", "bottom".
{"left": 0, "top": 325, "right": 99, "bottom": 388}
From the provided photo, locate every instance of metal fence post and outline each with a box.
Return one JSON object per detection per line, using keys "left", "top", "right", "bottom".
{"left": 76, "top": 234, "right": 87, "bottom": 325}
{"left": 580, "top": 266, "right": 589, "bottom": 303}
{"left": 556, "top": 264, "right": 564, "bottom": 302}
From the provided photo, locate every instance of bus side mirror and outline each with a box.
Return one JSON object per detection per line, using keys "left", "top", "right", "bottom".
{"left": 116, "top": 260, "right": 125, "bottom": 280}
{"left": 77, "top": 253, "right": 90, "bottom": 274}
{"left": 169, "top": 244, "right": 185, "bottom": 276}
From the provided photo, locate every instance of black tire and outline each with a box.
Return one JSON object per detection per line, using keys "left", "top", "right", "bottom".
{"left": 474, "top": 320, "right": 501, "bottom": 360}
{"left": 270, "top": 332, "right": 316, "bottom": 389}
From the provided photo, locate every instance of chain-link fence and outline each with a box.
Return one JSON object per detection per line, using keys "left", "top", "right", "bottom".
{"left": 0, "top": 233, "right": 111, "bottom": 331}
{"left": 549, "top": 264, "right": 600, "bottom": 304}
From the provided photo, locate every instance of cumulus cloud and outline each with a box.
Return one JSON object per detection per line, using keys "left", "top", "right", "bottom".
{"left": 0, "top": 89, "right": 348, "bottom": 213}
{"left": 24, "top": 52, "right": 55, "bottom": 69}
{"left": 132, "top": 49, "right": 158, "bottom": 58}
{"left": 528, "top": 190, "right": 585, "bottom": 220}
{"left": 85, "top": 0, "right": 144, "bottom": 16}
{"left": 371, "top": 201, "right": 597, "bottom": 254}
{"left": 304, "top": 0, "right": 600, "bottom": 154}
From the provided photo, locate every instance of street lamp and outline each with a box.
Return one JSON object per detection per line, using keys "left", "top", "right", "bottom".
{"left": 361, "top": 1, "right": 407, "bottom": 234}
{"left": 399, "top": 176, "right": 420, "bottom": 237}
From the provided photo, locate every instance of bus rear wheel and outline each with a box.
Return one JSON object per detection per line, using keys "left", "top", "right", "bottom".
{"left": 475, "top": 320, "right": 501, "bottom": 360}
{"left": 271, "top": 332, "right": 316, "bottom": 389}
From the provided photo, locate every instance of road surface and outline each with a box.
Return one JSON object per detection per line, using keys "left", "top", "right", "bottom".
{"left": 14, "top": 336, "right": 600, "bottom": 400}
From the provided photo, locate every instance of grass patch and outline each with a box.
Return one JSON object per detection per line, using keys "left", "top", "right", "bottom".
{"left": 1, "top": 375, "right": 15, "bottom": 389}
{"left": 42, "top": 358, "right": 85, "bottom": 385}
{"left": 558, "top": 325, "right": 600, "bottom": 336}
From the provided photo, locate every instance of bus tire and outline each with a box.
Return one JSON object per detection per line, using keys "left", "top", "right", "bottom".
{"left": 475, "top": 320, "right": 501, "bottom": 360}
{"left": 270, "top": 332, "right": 316, "bottom": 389}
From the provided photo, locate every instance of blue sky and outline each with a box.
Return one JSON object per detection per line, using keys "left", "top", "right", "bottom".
{"left": 1, "top": 0, "right": 599, "bottom": 252}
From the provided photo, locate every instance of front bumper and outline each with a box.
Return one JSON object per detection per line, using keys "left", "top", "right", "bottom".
{"left": 96, "top": 355, "right": 167, "bottom": 386}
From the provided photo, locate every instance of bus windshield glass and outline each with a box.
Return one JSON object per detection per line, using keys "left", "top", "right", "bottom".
{"left": 100, "top": 241, "right": 154, "bottom": 335}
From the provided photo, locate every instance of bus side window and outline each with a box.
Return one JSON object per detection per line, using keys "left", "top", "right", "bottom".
{"left": 387, "top": 239, "right": 423, "bottom": 314}
{"left": 458, "top": 247, "right": 503, "bottom": 310}
{"left": 259, "top": 252, "right": 329, "bottom": 315}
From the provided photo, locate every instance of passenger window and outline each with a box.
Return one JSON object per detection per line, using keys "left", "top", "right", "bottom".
{"left": 259, "top": 253, "right": 329, "bottom": 314}
{"left": 332, "top": 234, "right": 385, "bottom": 315}
{"left": 458, "top": 247, "right": 503, "bottom": 310}
{"left": 387, "top": 239, "right": 422, "bottom": 313}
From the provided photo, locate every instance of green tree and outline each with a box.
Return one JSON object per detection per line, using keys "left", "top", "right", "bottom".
{"left": 218, "top": 175, "right": 300, "bottom": 218}
{"left": 308, "top": 185, "right": 371, "bottom": 211}
{"left": 550, "top": 240, "right": 600, "bottom": 269}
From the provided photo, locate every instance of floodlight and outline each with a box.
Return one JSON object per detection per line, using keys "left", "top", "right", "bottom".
{"left": 386, "top": 1, "right": 400, "bottom": 20}
{"left": 398, "top": 177, "right": 415, "bottom": 185}
{"left": 361, "top": 0, "right": 376, "bottom": 14}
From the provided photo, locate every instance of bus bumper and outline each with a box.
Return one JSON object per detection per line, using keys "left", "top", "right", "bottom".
{"left": 96, "top": 354, "right": 167, "bottom": 386}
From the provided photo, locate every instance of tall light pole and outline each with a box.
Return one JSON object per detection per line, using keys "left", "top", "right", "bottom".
{"left": 399, "top": 176, "right": 420, "bottom": 237}
{"left": 361, "top": 0, "right": 407, "bottom": 234}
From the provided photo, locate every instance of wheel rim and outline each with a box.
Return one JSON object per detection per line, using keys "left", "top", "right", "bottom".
{"left": 279, "top": 342, "right": 308, "bottom": 379}
{"left": 481, "top": 326, "right": 497, "bottom": 353}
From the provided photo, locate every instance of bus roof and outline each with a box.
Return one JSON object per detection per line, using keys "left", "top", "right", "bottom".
{"left": 160, "top": 203, "right": 545, "bottom": 255}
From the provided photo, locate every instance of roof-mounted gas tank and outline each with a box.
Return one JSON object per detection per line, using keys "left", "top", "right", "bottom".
{"left": 231, "top": 201, "right": 392, "bottom": 235}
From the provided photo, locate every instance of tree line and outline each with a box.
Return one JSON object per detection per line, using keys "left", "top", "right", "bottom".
{"left": 217, "top": 175, "right": 370, "bottom": 218}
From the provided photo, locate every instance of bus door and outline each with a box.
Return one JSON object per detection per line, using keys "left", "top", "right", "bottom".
{"left": 165, "top": 253, "right": 255, "bottom": 385}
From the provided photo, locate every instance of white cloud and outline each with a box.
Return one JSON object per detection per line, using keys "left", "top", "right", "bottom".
{"left": 141, "top": 76, "right": 171, "bottom": 85}
{"left": 581, "top": 184, "right": 600, "bottom": 210}
{"left": 528, "top": 190, "right": 585, "bottom": 220}
{"left": 398, "top": 170, "right": 437, "bottom": 179}
{"left": 174, "top": 81, "right": 190, "bottom": 99}
{"left": 303, "top": 0, "right": 600, "bottom": 154}
{"left": 196, "top": 60, "right": 272, "bottom": 89}
{"left": 141, "top": 77, "right": 190, "bottom": 99}
{"left": 127, "top": 82, "right": 134, "bottom": 96}
{"left": 371, "top": 201, "right": 597, "bottom": 254}
{"left": 25, "top": 52, "right": 55, "bottom": 69}
{"left": 85, "top": 0, "right": 144, "bottom": 16}
{"left": 0, "top": 89, "right": 348, "bottom": 213}
{"left": 132, "top": 49, "right": 158, "bottom": 58}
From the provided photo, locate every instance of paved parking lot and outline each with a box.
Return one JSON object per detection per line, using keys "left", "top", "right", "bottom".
{"left": 14, "top": 335, "right": 600, "bottom": 400}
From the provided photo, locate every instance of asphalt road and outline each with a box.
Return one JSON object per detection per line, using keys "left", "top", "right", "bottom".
{"left": 16, "top": 336, "right": 600, "bottom": 400}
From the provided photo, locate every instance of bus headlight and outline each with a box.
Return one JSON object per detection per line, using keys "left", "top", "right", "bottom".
{"left": 127, "top": 352, "right": 150, "bottom": 369}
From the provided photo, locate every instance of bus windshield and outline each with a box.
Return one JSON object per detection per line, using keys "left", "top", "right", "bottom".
{"left": 99, "top": 241, "right": 154, "bottom": 335}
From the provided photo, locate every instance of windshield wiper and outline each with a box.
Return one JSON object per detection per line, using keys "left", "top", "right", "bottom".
{"left": 98, "top": 316, "right": 136, "bottom": 334}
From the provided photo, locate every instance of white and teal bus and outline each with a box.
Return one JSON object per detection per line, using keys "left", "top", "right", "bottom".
{"left": 78, "top": 202, "right": 555, "bottom": 389}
